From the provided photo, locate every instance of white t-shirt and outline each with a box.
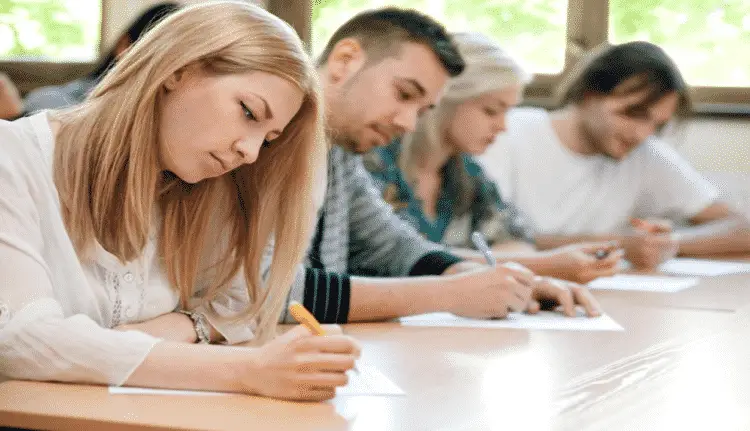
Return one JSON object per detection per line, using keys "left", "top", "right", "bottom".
{"left": 478, "top": 107, "right": 718, "bottom": 235}
{"left": 0, "top": 114, "right": 256, "bottom": 386}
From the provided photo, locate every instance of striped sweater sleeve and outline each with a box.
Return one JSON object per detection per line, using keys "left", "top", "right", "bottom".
{"left": 345, "top": 152, "right": 460, "bottom": 277}
{"left": 280, "top": 265, "right": 351, "bottom": 324}
{"left": 278, "top": 209, "right": 353, "bottom": 324}
{"left": 282, "top": 256, "right": 461, "bottom": 324}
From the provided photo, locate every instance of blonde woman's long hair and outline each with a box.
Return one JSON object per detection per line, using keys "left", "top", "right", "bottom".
{"left": 52, "top": 1, "right": 327, "bottom": 342}
{"left": 398, "top": 32, "right": 530, "bottom": 215}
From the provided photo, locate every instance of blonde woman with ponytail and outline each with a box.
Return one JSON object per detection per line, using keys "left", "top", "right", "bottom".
{"left": 0, "top": 1, "right": 358, "bottom": 401}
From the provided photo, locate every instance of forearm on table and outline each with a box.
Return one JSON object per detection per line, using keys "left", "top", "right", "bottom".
{"left": 125, "top": 341, "right": 249, "bottom": 393}
{"left": 451, "top": 246, "right": 570, "bottom": 278}
{"left": 677, "top": 218, "right": 750, "bottom": 256}
{"left": 118, "top": 312, "right": 225, "bottom": 344}
{"left": 451, "top": 246, "right": 537, "bottom": 265}
{"left": 347, "top": 274, "right": 459, "bottom": 322}
{"left": 297, "top": 251, "right": 463, "bottom": 323}
{"left": 534, "top": 234, "right": 621, "bottom": 250}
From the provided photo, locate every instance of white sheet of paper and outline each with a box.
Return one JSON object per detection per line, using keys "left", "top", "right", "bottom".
{"left": 337, "top": 365, "right": 405, "bottom": 396}
{"left": 659, "top": 258, "right": 750, "bottom": 276}
{"left": 588, "top": 274, "right": 699, "bottom": 293}
{"left": 109, "top": 365, "right": 403, "bottom": 398}
{"left": 399, "top": 310, "right": 623, "bottom": 332}
{"left": 109, "top": 387, "right": 228, "bottom": 396}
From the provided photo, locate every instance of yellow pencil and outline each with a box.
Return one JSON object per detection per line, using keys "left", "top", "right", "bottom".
{"left": 289, "top": 301, "right": 360, "bottom": 373}
{"left": 288, "top": 301, "right": 326, "bottom": 336}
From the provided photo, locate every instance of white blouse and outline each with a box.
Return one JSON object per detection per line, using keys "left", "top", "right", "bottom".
{"left": 0, "top": 114, "right": 256, "bottom": 386}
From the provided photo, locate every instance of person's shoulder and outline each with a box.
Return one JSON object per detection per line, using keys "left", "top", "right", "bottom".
{"left": 330, "top": 145, "right": 370, "bottom": 185}
{"left": 0, "top": 116, "right": 44, "bottom": 160}
{"left": 23, "top": 86, "right": 71, "bottom": 113}
{"left": 630, "top": 136, "right": 686, "bottom": 165}
{"left": 507, "top": 106, "right": 550, "bottom": 124}
{"left": 463, "top": 155, "right": 501, "bottom": 193}
{"left": 0, "top": 116, "right": 49, "bottom": 188}
{"left": 328, "top": 144, "right": 347, "bottom": 165}
{"left": 462, "top": 154, "right": 487, "bottom": 178}
{"left": 500, "top": 107, "right": 551, "bottom": 143}
{"left": 362, "top": 140, "right": 400, "bottom": 175}
{"left": 24, "top": 77, "right": 94, "bottom": 113}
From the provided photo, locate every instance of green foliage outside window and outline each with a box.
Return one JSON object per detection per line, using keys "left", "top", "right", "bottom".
{"left": 313, "top": 0, "right": 750, "bottom": 87}
{"left": 2, "top": 0, "right": 747, "bottom": 86}
{"left": 0, "top": 0, "right": 101, "bottom": 61}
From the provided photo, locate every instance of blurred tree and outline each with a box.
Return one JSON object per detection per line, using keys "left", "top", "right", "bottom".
{"left": 0, "top": 0, "right": 100, "bottom": 60}
{"left": 610, "top": 0, "right": 750, "bottom": 86}
{"left": 313, "top": 0, "right": 571, "bottom": 73}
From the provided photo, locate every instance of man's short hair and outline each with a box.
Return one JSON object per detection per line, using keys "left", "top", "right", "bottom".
{"left": 317, "top": 7, "right": 465, "bottom": 77}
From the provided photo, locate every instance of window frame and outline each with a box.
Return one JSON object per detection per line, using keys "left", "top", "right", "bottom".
{"left": 0, "top": 0, "right": 106, "bottom": 95}
{"left": 302, "top": 0, "right": 748, "bottom": 113}
{"left": 522, "top": 0, "right": 608, "bottom": 108}
{"left": 1, "top": 0, "right": 275, "bottom": 96}
{"left": 2, "top": 0, "right": 747, "bottom": 113}
{"left": 602, "top": 0, "right": 750, "bottom": 112}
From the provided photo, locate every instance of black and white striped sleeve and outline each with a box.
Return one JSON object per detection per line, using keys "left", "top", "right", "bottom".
{"left": 280, "top": 266, "right": 352, "bottom": 324}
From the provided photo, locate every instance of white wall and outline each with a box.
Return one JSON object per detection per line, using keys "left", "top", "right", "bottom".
{"left": 667, "top": 118, "right": 750, "bottom": 213}
{"left": 676, "top": 118, "right": 750, "bottom": 173}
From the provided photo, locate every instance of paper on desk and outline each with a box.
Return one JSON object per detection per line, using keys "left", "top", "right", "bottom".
{"left": 337, "top": 365, "right": 404, "bottom": 396}
{"left": 399, "top": 310, "right": 623, "bottom": 332}
{"left": 108, "top": 386, "right": 229, "bottom": 396}
{"left": 659, "top": 258, "right": 750, "bottom": 276}
{"left": 588, "top": 274, "right": 699, "bottom": 293}
{"left": 109, "top": 365, "right": 403, "bottom": 397}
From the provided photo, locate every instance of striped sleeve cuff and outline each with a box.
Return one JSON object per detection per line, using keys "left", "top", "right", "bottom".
{"left": 302, "top": 268, "right": 351, "bottom": 324}
{"left": 408, "top": 251, "right": 464, "bottom": 276}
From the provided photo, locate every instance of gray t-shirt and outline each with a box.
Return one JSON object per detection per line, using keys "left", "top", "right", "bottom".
{"left": 23, "top": 77, "right": 97, "bottom": 113}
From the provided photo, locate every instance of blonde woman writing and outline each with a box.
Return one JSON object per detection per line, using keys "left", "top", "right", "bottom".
{"left": 0, "top": 2, "right": 358, "bottom": 401}
{"left": 365, "top": 32, "right": 623, "bottom": 285}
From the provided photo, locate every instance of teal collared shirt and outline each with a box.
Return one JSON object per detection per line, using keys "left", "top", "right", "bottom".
{"left": 364, "top": 141, "right": 533, "bottom": 249}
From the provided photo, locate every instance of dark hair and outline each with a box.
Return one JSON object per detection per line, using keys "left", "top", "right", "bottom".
{"left": 317, "top": 7, "right": 465, "bottom": 77}
{"left": 558, "top": 41, "right": 691, "bottom": 118}
{"left": 90, "top": 2, "right": 180, "bottom": 80}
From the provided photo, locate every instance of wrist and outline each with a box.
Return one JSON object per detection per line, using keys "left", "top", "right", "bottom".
{"left": 442, "top": 260, "right": 482, "bottom": 275}
{"left": 504, "top": 254, "right": 549, "bottom": 273}
{"left": 399, "top": 277, "right": 464, "bottom": 316}
{"left": 202, "top": 345, "right": 258, "bottom": 394}
{"left": 234, "top": 345, "right": 266, "bottom": 395}
{"left": 177, "top": 310, "right": 209, "bottom": 344}
{"left": 435, "top": 271, "right": 479, "bottom": 312}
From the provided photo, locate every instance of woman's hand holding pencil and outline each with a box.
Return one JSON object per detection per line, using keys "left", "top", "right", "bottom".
{"left": 240, "top": 302, "right": 360, "bottom": 402}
